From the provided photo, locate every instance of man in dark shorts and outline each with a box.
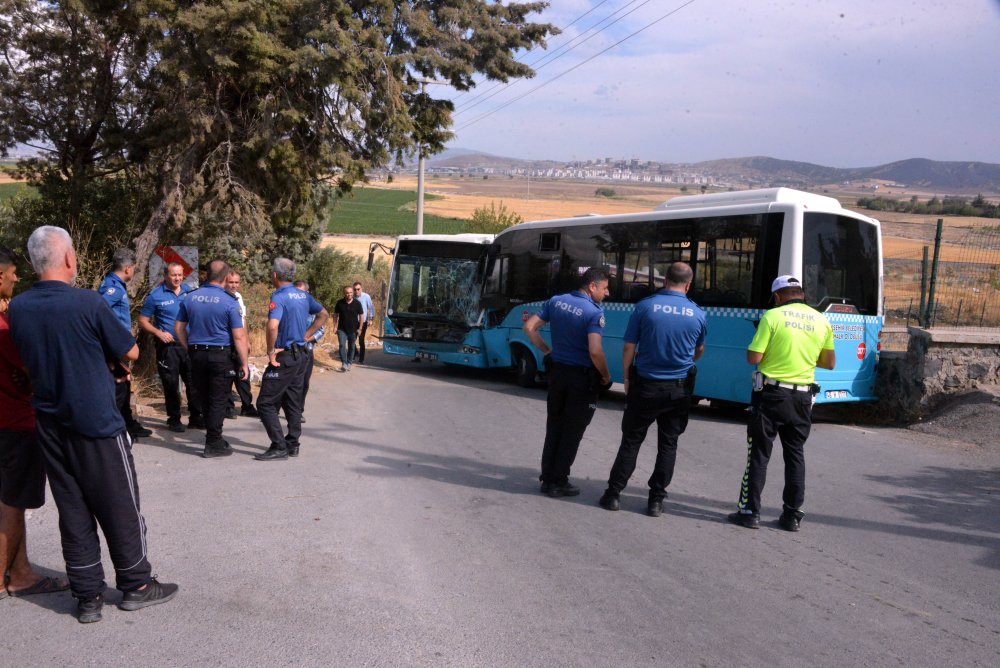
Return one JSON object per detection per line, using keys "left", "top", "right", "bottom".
{"left": 333, "top": 284, "right": 363, "bottom": 372}
{"left": 0, "top": 244, "right": 69, "bottom": 598}
{"left": 10, "top": 226, "right": 177, "bottom": 623}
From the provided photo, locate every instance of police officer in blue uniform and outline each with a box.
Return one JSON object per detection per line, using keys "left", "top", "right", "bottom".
{"left": 138, "top": 262, "right": 202, "bottom": 432}
{"left": 254, "top": 259, "right": 328, "bottom": 461}
{"left": 598, "top": 262, "right": 707, "bottom": 517}
{"left": 98, "top": 248, "right": 152, "bottom": 438}
{"left": 524, "top": 266, "right": 612, "bottom": 498}
{"left": 174, "top": 260, "right": 249, "bottom": 458}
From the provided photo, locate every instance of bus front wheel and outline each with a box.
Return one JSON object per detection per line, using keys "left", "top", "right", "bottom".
{"left": 513, "top": 347, "right": 537, "bottom": 388}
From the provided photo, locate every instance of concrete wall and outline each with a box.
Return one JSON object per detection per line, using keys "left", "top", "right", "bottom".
{"left": 876, "top": 327, "right": 1000, "bottom": 421}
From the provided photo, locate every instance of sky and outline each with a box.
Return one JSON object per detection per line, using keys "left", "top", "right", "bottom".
{"left": 443, "top": 0, "right": 1000, "bottom": 168}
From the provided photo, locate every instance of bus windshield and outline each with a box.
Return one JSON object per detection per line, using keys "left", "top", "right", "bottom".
{"left": 389, "top": 251, "right": 484, "bottom": 327}
{"left": 802, "top": 213, "right": 880, "bottom": 314}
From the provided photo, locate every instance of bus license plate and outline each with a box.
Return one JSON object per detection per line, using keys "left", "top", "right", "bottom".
{"left": 825, "top": 390, "right": 849, "bottom": 399}
{"left": 416, "top": 351, "right": 438, "bottom": 361}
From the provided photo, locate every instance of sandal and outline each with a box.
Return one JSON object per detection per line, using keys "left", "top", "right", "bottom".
{"left": 7, "top": 575, "right": 71, "bottom": 597}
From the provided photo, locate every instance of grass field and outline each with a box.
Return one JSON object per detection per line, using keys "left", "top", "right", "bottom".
{"left": 326, "top": 187, "right": 465, "bottom": 235}
{"left": 0, "top": 181, "right": 32, "bottom": 203}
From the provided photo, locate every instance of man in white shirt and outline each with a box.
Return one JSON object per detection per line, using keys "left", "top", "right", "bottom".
{"left": 225, "top": 271, "right": 258, "bottom": 417}
{"left": 352, "top": 281, "right": 375, "bottom": 365}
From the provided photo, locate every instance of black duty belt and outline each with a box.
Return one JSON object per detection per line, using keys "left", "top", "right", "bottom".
{"left": 636, "top": 376, "right": 685, "bottom": 386}
{"left": 190, "top": 344, "right": 232, "bottom": 351}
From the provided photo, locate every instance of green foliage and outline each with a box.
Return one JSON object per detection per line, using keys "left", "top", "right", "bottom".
{"left": 594, "top": 187, "right": 616, "bottom": 198}
{"left": 0, "top": 0, "right": 557, "bottom": 291}
{"left": 304, "top": 245, "right": 390, "bottom": 316}
{"left": 856, "top": 194, "right": 999, "bottom": 218}
{"left": 0, "top": 182, "right": 33, "bottom": 203}
{"left": 0, "top": 176, "right": 155, "bottom": 289}
{"left": 464, "top": 201, "right": 523, "bottom": 234}
{"left": 326, "top": 188, "right": 464, "bottom": 235}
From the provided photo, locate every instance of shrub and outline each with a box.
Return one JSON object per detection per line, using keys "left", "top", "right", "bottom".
{"left": 464, "top": 200, "right": 523, "bottom": 234}
{"left": 595, "top": 187, "right": 615, "bottom": 198}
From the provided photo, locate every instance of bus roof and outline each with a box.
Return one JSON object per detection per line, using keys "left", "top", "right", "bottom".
{"left": 655, "top": 187, "right": 842, "bottom": 211}
{"left": 395, "top": 233, "right": 495, "bottom": 244}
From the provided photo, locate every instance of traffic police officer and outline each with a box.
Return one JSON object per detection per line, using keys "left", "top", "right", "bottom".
{"left": 174, "top": 260, "right": 249, "bottom": 458}
{"left": 598, "top": 262, "right": 707, "bottom": 517}
{"left": 254, "top": 258, "right": 328, "bottom": 461}
{"left": 138, "top": 262, "right": 202, "bottom": 432}
{"left": 728, "top": 275, "right": 835, "bottom": 531}
{"left": 524, "top": 266, "right": 611, "bottom": 498}
{"left": 99, "top": 248, "right": 152, "bottom": 438}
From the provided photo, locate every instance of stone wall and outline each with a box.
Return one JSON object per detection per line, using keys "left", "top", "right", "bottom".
{"left": 875, "top": 327, "right": 1000, "bottom": 421}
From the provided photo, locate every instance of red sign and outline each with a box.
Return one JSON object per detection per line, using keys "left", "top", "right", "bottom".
{"left": 856, "top": 342, "right": 867, "bottom": 360}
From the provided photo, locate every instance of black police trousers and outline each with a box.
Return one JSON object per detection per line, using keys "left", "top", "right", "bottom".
{"left": 189, "top": 347, "right": 236, "bottom": 447}
{"left": 257, "top": 348, "right": 308, "bottom": 451}
{"left": 738, "top": 385, "right": 812, "bottom": 517}
{"left": 36, "top": 414, "right": 152, "bottom": 599}
{"left": 540, "top": 362, "right": 599, "bottom": 485}
{"left": 115, "top": 378, "right": 138, "bottom": 429}
{"left": 606, "top": 376, "right": 691, "bottom": 501}
{"left": 156, "top": 342, "right": 201, "bottom": 424}
{"left": 301, "top": 347, "right": 315, "bottom": 401}
{"left": 227, "top": 376, "right": 254, "bottom": 411}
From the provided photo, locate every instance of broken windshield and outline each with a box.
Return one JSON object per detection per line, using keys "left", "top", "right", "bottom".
{"left": 389, "top": 255, "right": 484, "bottom": 327}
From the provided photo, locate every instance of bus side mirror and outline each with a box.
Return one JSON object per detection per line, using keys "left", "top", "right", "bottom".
{"left": 367, "top": 251, "right": 374, "bottom": 271}
{"left": 487, "top": 243, "right": 501, "bottom": 258}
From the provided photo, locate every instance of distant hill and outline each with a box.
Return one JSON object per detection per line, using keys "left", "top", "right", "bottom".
{"left": 427, "top": 150, "right": 1000, "bottom": 194}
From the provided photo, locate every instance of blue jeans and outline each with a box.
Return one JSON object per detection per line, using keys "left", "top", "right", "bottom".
{"left": 337, "top": 330, "right": 357, "bottom": 366}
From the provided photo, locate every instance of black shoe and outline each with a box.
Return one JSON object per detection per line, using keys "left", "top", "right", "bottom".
{"left": 598, "top": 491, "right": 620, "bottom": 511}
{"left": 118, "top": 579, "right": 179, "bottom": 611}
{"left": 201, "top": 441, "right": 232, "bottom": 459}
{"left": 647, "top": 498, "right": 663, "bottom": 518}
{"left": 188, "top": 417, "right": 206, "bottom": 430}
{"left": 728, "top": 511, "right": 760, "bottom": 529}
{"left": 225, "top": 407, "right": 238, "bottom": 419}
{"left": 254, "top": 446, "right": 288, "bottom": 461}
{"left": 240, "top": 406, "right": 259, "bottom": 418}
{"left": 544, "top": 482, "right": 580, "bottom": 498}
{"left": 778, "top": 511, "right": 801, "bottom": 532}
{"left": 166, "top": 420, "right": 185, "bottom": 433}
{"left": 77, "top": 595, "right": 104, "bottom": 624}
{"left": 128, "top": 423, "right": 153, "bottom": 438}
{"left": 287, "top": 446, "right": 300, "bottom": 458}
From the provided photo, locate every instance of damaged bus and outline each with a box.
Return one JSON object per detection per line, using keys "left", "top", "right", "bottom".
{"left": 378, "top": 188, "right": 883, "bottom": 405}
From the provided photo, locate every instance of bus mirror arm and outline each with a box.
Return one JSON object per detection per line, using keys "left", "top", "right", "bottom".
{"left": 367, "top": 242, "right": 394, "bottom": 271}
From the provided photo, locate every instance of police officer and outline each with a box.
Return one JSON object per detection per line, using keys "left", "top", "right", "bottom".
{"left": 598, "top": 262, "right": 707, "bottom": 517}
{"left": 138, "top": 262, "right": 202, "bottom": 432}
{"left": 99, "top": 248, "right": 152, "bottom": 438}
{"left": 524, "top": 266, "right": 611, "bottom": 498}
{"left": 728, "top": 275, "right": 836, "bottom": 531}
{"left": 174, "top": 260, "right": 249, "bottom": 458}
{"left": 254, "top": 259, "right": 328, "bottom": 461}
{"left": 293, "top": 280, "right": 325, "bottom": 407}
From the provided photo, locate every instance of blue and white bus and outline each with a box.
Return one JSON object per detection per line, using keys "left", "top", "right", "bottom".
{"left": 381, "top": 188, "right": 883, "bottom": 404}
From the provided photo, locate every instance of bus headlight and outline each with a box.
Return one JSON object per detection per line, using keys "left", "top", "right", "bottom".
{"left": 461, "top": 345, "right": 481, "bottom": 354}
{"left": 401, "top": 327, "right": 413, "bottom": 339}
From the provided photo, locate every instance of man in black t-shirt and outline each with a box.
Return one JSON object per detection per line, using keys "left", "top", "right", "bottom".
{"left": 333, "top": 285, "right": 363, "bottom": 372}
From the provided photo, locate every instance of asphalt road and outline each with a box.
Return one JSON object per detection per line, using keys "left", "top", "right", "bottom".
{"left": 5, "top": 352, "right": 1000, "bottom": 666}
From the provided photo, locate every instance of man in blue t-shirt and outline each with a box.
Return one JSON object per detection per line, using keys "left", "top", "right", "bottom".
{"left": 598, "top": 262, "right": 707, "bottom": 517}
{"left": 254, "top": 259, "right": 328, "bottom": 461}
{"left": 524, "top": 266, "right": 612, "bottom": 498}
{"left": 175, "top": 260, "right": 249, "bottom": 458}
{"left": 98, "top": 248, "right": 152, "bottom": 439}
{"left": 10, "top": 226, "right": 177, "bottom": 623}
{"left": 138, "top": 262, "right": 201, "bottom": 432}
{"left": 352, "top": 280, "right": 374, "bottom": 364}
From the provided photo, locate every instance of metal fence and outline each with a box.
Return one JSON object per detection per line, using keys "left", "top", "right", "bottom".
{"left": 883, "top": 218, "right": 1000, "bottom": 331}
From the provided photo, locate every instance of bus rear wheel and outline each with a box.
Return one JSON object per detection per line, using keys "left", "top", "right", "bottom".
{"left": 513, "top": 346, "right": 537, "bottom": 388}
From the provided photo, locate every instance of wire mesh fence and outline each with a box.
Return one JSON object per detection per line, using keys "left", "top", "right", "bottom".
{"left": 883, "top": 218, "right": 1000, "bottom": 332}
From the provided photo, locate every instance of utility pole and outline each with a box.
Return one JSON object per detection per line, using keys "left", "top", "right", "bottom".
{"left": 414, "top": 78, "right": 447, "bottom": 235}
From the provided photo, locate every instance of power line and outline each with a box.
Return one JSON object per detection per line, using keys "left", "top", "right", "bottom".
{"left": 450, "top": 0, "right": 616, "bottom": 104}
{"left": 456, "top": 0, "right": 701, "bottom": 131}
{"left": 454, "top": 0, "right": 653, "bottom": 115}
